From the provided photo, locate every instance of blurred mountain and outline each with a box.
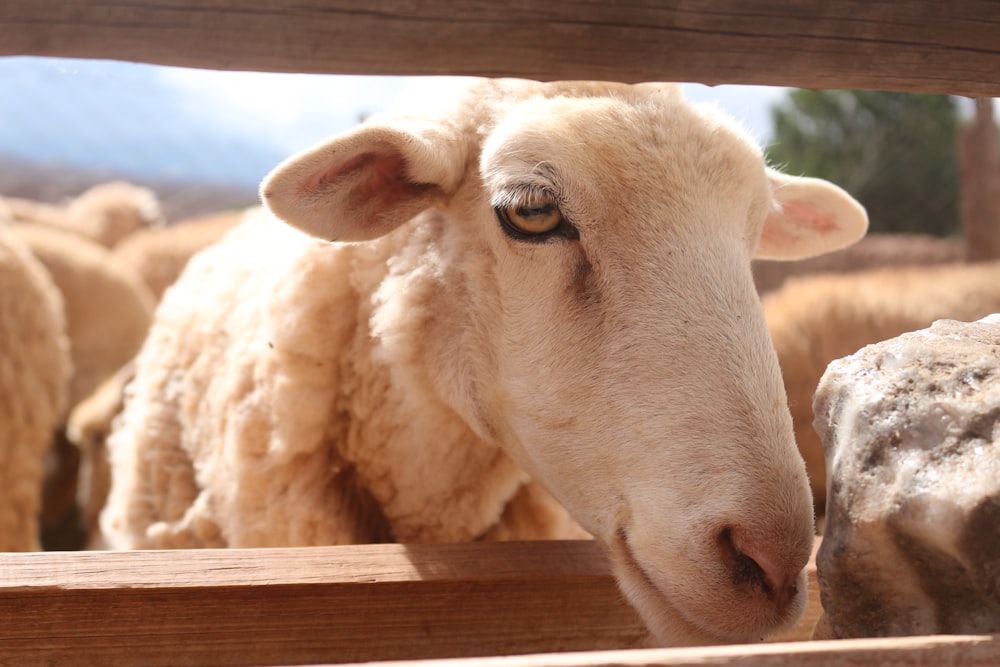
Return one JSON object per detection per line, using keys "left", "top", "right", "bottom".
{"left": 0, "top": 155, "right": 258, "bottom": 222}
{"left": 0, "top": 58, "right": 289, "bottom": 190}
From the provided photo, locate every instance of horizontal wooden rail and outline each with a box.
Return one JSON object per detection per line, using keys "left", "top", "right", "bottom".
{"left": 1, "top": 1, "right": 999, "bottom": 97}
{"left": 0, "top": 539, "right": 820, "bottom": 667}
{"left": 315, "top": 635, "right": 1000, "bottom": 667}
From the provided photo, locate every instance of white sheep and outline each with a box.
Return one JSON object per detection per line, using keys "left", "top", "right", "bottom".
{"left": 764, "top": 260, "right": 1000, "bottom": 517}
{"left": 0, "top": 227, "right": 72, "bottom": 551}
{"left": 101, "top": 79, "right": 867, "bottom": 646}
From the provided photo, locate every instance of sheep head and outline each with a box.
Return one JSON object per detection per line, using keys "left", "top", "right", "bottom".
{"left": 261, "top": 79, "right": 867, "bottom": 646}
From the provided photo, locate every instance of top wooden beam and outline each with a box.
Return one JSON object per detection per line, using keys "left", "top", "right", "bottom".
{"left": 1, "top": 1, "right": 999, "bottom": 97}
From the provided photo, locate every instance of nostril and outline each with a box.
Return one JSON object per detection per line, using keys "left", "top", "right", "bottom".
{"left": 718, "top": 527, "right": 770, "bottom": 596}
{"left": 718, "top": 526, "right": 795, "bottom": 604}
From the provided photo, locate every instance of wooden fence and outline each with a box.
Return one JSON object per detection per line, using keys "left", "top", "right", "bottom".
{"left": 0, "top": 536, "right": 910, "bottom": 667}
{"left": 1, "top": 2, "right": 999, "bottom": 666}
{"left": 2, "top": 1, "right": 1000, "bottom": 96}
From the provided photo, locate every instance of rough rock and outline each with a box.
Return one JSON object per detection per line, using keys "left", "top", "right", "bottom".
{"left": 813, "top": 315, "right": 1000, "bottom": 638}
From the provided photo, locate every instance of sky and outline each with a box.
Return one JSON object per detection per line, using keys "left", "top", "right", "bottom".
{"left": 153, "top": 65, "right": 788, "bottom": 155}
{"left": 0, "top": 57, "right": 789, "bottom": 188}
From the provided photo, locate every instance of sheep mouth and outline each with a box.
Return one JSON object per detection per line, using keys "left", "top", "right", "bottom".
{"left": 608, "top": 528, "right": 727, "bottom": 646}
{"left": 608, "top": 527, "right": 806, "bottom": 645}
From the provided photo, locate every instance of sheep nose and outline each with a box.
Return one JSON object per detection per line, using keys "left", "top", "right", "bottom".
{"left": 718, "top": 526, "right": 800, "bottom": 611}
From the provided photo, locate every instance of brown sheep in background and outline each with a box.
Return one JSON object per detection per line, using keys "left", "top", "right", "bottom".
{"left": 764, "top": 261, "right": 1000, "bottom": 518}
{"left": 66, "top": 362, "right": 133, "bottom": 548}
{"left": 9, "top": 224, "right": 155, "bottom": 548}
{"left": 11, "top": 224, "right": 154, "bottom": 409}
{"left": 64, "top": 181, "right": 166, "bottom": 247}
{"left": 112, "top": 209, "right": 245, "bottom": 301}
{"left": 2, "top": 186, "right": 241, "bottom": 549}
{"left": 0, "top": 227, "right": 72, "bottom": 551}
{"left": 753, "top": 233, "right": 964, "bottom": 295}
{"left": 2, "top": 181, "right": 164, "bottom": 249}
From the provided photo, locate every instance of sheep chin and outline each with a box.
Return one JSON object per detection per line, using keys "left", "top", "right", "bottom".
{"left": 605, "top": 532, "right": 725, "bottom": 647}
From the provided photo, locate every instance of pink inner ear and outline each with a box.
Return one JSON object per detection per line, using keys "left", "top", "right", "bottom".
{"left": 303, "top": 149, "right": 422, "bottom": 217}
{"left": 300, "top": 149, "right": 406, "bottom": 199}
{"left": 292, "top": 145, "right": 439, "bottom": 239}
{"left": 781, "top": 201, "right": 837, "bottom": 233}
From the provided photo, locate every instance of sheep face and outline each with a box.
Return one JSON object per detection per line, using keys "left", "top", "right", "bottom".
{"left": 261, "top": 79, "right": 867, "bottom": 646}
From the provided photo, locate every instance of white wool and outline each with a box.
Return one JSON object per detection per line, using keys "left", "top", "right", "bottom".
{"left": 103, "top": 78, "right": 868, "bottom": 647}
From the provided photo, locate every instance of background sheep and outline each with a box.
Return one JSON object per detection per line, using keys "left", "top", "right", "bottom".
{"left": 64, "top": 181, "right": 166, "bottom": 247}
{"left": 752, "top": 232, "right": 965, "bottom": 295}
{"left": 1, "top": 196, "right": 66, "bottom": 229}
{"left": 11, "top": 224, "right": 154, "bottom": 409}
{"left": 53, "top": 205, "right": 243, "bottom": 545}
{"left": 0, "top": 196, "right": 14, "bottom": 223}
{"left": 0, "top": 228, "right": 72, "bottom": 551}
{"left": 66, "top": 362, "right": 133, "bottom": 547}
{"left": 112, "top": 209, "right": 245, "bottom": 301}
{"left": 9, "top": 223, "right": 154, "bottom": 548}
{"left": 101, "top": 79, "right": 867, "bottom": 646}
{"left": 764, "top": 260, "right": 1000, "bottom": 517}
{"left": 2, "top": 181, "right": 164, "bottom": 248}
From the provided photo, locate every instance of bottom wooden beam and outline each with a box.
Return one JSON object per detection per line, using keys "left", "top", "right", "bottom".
{"left": 3, "top": 537, "right": 991, "bottom": 666}
{"left": 0, "top": 539, "right": 821, "bottom": 667}
{"left": 1, "top": 540, "right": 643, "bottom": 667}
{"left": 322, "top": 635, "right": 1000, "bottom": 667}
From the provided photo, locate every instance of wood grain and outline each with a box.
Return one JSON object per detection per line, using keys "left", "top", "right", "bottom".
{"left": 1, "top": 537, "right": 996, "bottom": 666}
{"left": 0, "top": 540, "right": 644, "bottom": 667}
{"left": 1, "top": 1, "right": 999, "bottom": 96}
{"left": 0, "top": 539, "right": 825, "bottom": 667}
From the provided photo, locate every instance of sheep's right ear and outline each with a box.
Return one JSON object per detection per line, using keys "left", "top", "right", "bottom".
{"left": 260, "top": 122, "right": 467, "bottom": 242}
{"left": 754, "top": 168, "right": 868, "bottom": 260}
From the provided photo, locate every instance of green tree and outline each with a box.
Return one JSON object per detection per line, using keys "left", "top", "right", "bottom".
{"left": 767, "top": 90, "right": 960, "bottom": 237}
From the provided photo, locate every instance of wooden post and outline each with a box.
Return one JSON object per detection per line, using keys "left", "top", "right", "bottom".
{"left": 958, "top": 98, "right": 1000, "bottom": 261}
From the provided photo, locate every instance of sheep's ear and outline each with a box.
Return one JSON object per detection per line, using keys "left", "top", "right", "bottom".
{"left": 754, "top": 168, "right": 868, "bottom": 260}
{"left": 260, "top": 122, "right": 466, "bottom": 242}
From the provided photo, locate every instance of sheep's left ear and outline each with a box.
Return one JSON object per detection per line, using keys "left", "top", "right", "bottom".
{"left": 260, "top": 121, "right": 466, "bottom": 242}
{"left": 753, "top": 168, "right": 868, "bottom": 260}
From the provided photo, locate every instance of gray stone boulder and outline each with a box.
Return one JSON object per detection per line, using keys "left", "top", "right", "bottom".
{"left": 813, "top": 315, "right": 1000, "bottom": 638}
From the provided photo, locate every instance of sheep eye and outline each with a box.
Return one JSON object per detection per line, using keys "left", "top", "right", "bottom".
{"left": 495, "top": 193, "right": 569, "bottom": 239}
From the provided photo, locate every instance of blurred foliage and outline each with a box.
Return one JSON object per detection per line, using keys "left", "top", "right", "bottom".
{"left": 767, "top": 90, "right": 961, "bottom": 237}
